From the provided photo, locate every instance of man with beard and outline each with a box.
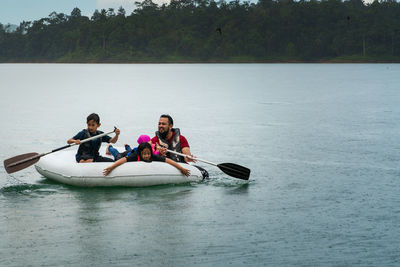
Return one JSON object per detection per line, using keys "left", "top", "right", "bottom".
{"left": 151, "top": 114, "right": 195, "bottom": 163}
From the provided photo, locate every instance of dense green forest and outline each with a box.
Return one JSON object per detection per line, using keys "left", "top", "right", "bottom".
{"left": 1, "top": 0, "right": 400, "bottom": 62}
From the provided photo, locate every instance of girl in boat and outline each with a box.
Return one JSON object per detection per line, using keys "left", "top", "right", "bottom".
{"left": 106, "top": 134, "right": 158, "bottom": 161}
{"left": 103, "top": 142, "right": 190, "bottom": 176}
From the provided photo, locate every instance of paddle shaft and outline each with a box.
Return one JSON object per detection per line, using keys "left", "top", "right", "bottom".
{"left": 166, "top": 149, "right": 217, "bottom": 166}
{"left": 6, "top": 129, "right": 115, "bottom": 168}
{"left": 166, "top": 149, "right": 250, "bottom": 180}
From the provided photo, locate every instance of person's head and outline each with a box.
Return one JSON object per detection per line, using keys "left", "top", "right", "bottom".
{"left": 137, "top": 135, "right": 151, "bottom": 144}
{"left": 158, "top": 114, "right": 173, "bottom": 139}
{"left": 137, "top": 142, "right": 153, "bottom": 162}
{"left": 86, "top": 113, "right": 101, "bottom": 133}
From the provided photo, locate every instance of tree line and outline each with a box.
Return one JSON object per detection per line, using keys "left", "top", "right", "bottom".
{"left": 1, "top": 0, "right": 400, "bottom": 63}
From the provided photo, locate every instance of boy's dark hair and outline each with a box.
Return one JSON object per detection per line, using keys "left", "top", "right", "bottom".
{"left": 137, "top": 142, "right": 153, "bottom": 162}
{"left": 160, "top": 114, "right": 173, "bottom": 126}
{"left": 87, "top": 113, "right": 100, "bottom": 124}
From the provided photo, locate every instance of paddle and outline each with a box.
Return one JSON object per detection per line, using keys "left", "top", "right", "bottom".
{"left": 3, "top": 128, "right": 117, "bottom": 174}
{"left": 166, "top": 149, "right": 250, "bottom": 180}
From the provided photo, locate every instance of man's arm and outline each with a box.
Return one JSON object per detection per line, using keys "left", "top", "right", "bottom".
{"left": 181, "top": 147, "right": 196, "bottom": 163}
{"left": 180, "top": 135, "right": 195, "bottom": 163}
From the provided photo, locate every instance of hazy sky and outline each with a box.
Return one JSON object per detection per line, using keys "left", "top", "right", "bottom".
{"left": 0, "top": 0, "right": 167, "bottom": 25}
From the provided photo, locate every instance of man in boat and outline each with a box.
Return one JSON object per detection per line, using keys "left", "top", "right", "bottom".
{"left": 151, "top": 114, "right": 195, "bottom": 163}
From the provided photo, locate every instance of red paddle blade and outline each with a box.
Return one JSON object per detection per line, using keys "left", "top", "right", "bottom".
{"left": 4, "top": 152, "right": 40, "bottom": 174}
{"left": 217, "top": 163, "right": 251, "bottom": 180}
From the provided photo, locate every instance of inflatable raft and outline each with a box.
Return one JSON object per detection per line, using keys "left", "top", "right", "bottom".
{"left": 34, "top": 147, "right": 208, "bottom": 187}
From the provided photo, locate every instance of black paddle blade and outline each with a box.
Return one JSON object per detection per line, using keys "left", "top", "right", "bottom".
{"left": 4, "top": 152, "right": 40, "bottom": 174}
{"left": 217, "top": 163, "right": 250, "bottom": 180}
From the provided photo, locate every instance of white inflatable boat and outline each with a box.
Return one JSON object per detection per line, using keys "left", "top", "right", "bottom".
{"left": 34, "top": 147, "right": 208, "bottom": 187}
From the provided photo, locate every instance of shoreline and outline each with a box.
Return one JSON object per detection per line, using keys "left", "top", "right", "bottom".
{"left": 1, "top": 59, "right": 400, "bottom": 64}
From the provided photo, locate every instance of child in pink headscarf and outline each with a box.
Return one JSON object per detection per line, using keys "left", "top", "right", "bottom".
{"left": 130, "top": 135, "right": 159, "bottom": 155}
{"left": 106, "top": 134, "right": 158, "bottom": 161}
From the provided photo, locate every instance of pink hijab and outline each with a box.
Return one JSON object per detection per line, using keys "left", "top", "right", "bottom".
{"left": 137, "top": 135, "right": 151, "bottom": 144}
{"left": 137, "top": 135, "right": 159, "bottom": 155}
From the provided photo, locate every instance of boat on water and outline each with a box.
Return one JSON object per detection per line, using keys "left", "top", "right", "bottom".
{"left": 34, "top": 147, "right": 208, "bottom": 187}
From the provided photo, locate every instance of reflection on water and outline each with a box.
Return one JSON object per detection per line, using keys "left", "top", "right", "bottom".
{"left": 224, "top": 182, "right": 250, "bottom": 195}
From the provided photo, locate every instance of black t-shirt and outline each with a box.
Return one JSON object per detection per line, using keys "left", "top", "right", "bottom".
{"left": 126, "top": 152, "right": 166, "bottom": 163}
{"left": 73, "top": 129, "right": 111, "bottom": 161}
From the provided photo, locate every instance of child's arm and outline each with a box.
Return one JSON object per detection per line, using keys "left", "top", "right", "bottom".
{"left": 67, "top": 138, "right": 81, "bottom": 145}
{"left": 68, "top": 131, "right": 83, "bottom": 145}
{"left": 165, "top": 158, "right": 190, "bottom": 176}
{"left": 103, "top": 157, "right": 127, "bottom": 176}
{"left": 109, "top": 128, "right": 120, "bottom": 144}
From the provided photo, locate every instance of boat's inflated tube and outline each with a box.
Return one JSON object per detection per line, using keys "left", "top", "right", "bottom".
{"left": 35, "top": 147, "right": 208, "bottom": 187}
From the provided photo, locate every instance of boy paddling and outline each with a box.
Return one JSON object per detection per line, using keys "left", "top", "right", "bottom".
{"left": 68, "top": 113, "right": 120, "bottom": 163}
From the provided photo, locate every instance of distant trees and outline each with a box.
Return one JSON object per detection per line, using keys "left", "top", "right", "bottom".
{"left": 1, "top": 0, "right": 400, "bottom": 62}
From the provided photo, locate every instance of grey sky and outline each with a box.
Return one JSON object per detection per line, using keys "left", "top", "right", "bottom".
{"left": 0, "top": 0, "right": 140, "bottom": 25}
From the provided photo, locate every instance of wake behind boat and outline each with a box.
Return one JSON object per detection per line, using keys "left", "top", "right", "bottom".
{"left": 34, "top": 147, "right": 208, "bottom": 187}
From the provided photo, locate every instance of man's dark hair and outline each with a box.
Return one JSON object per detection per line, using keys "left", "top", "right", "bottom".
{"left": 87, "top": 113, "right": 100, "bottom": 124}
{"left": 160, "top": 114, "right": 173, "bottom": 126}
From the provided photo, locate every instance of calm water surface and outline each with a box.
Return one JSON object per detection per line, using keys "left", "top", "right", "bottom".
{"left": 1, "top": 64, "right": 400, "bottom": 266}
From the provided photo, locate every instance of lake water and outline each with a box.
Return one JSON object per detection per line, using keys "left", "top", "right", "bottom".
{"left": 1, "top": 63, "right": 400, "bottom": 266}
